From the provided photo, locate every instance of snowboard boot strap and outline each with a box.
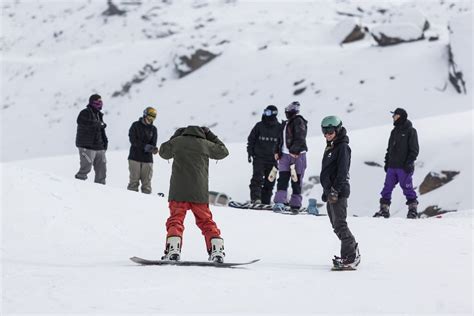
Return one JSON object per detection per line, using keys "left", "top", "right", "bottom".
{"left": 208, "top": 237, "right": 225, "bottom": 263}
{"left": 161, "top": 236, "right": 181, "bottom": 261}
{"left": 407, "top": 202, "right": 419, "bottom": 219}
{"left": 373, "top": 203, "right": 390, "bottom": 218}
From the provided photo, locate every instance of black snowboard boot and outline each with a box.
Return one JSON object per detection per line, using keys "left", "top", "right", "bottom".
{"left": 373, "top": 203, "right": 390, "bottom": 218}
{"left": 407, "top": 201, "right": 419, "bottom": 219}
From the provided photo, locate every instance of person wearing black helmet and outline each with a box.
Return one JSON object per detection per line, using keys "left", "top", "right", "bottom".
{"left": 247, "top": 105, "right": 282, "bottom": 204}
{"left": 320, "top": 115, "right": 360, "bottom": 270}
{"left": 374, "top": 107, "right": 419, "bottom": 219}
{"left": 127, "top": 107, "right": 159, "bottom": 194}
{"left": 273, "top": 101, "right": 308, "bottom": 213}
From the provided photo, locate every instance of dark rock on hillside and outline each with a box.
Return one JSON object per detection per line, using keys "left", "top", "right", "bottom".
{"left": 419, "top": 170, "right": 460, "bottom": 195}
{"left": 364, "top": 161, "right": 383, "bottom": 167}
{"left": 112, "top": 62, "right": 161, "bottom": 97}
{"left": 174, "top": 49, "right": 219, "bottom": 78}
{"left": 102, "top": 0, "right": 126, "bottom": 17}
{"left": 418, "top": 205, "right": 457, "bottom": 218}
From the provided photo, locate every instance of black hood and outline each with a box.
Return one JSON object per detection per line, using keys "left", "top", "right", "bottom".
{"left": 326, "top": 126, "right": 349, "bottom": 146}
{"left": 394, "top": 119, "right": 412, "bottom": 130}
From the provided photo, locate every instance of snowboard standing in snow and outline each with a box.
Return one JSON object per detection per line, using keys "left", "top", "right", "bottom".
{"left": 130, "top": 256, "right": 260, "bottom": 268}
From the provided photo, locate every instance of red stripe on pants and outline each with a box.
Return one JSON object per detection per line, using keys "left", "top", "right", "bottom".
{"left": 166, "top": 201, "right": 221, "bottom": 252}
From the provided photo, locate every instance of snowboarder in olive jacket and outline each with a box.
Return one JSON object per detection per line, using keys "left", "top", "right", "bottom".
{"left": 159, "top": 126, "right": 229, "bottom": 263}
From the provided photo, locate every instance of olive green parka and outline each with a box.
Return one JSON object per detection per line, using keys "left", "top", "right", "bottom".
{"left": 159, "top": 126, "right": 229, "bottom": 203}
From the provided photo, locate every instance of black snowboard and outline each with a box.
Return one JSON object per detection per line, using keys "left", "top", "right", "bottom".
{"left": 130, "top": 256, "right": 260, "bottom": 268}
{"left": 228, "top": 201, "right": 326, "bottom": 216}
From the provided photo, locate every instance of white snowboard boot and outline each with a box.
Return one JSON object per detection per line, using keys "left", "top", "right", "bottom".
{"left": 161, "top": 236, "right": 181, "bottom": 261}
{"left": 208, "top": 238, "right": 225, "bottom": 263}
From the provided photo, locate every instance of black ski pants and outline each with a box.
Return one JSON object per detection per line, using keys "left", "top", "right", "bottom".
{"left": 249, "top": 159, "right": 276, "bottom": 204}
{"left": 326, "top": 197, "right": 357, "bottom": 258}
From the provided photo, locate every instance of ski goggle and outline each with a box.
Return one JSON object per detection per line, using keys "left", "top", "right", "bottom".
{"left": 321, "top": 126, "right": 336, "bottom": 135}
{"left": 263, "top": 109, "right": 278, "bottom": 116}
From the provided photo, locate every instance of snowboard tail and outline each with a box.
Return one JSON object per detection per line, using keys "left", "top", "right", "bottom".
{"left": 130, "top": 256, "right": 260, "bottom": 268}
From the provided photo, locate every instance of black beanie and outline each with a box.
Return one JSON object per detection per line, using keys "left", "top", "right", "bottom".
{"left": 89, "top": 94, "right": 102, "bottom": 104}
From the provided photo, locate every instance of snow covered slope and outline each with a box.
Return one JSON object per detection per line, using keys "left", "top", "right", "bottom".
{"left": 1, "top": 0, "right": 472, "bottom": 161}
{"left": 2, "top": 162, "right": 473, "bottom": 314}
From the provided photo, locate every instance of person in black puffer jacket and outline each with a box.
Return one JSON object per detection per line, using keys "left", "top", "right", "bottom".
{"left": 247, "top": 105, "right": 282, "bottom": 204}
{"left": 75, "top": 94, "right": 108, "bottom": 184}
{"left": 127, "top": 107, "right": 159, "bottom": 194}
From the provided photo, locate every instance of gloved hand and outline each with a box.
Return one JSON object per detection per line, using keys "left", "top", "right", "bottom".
{"left": 328, "top": 187, "right": 339, "bottom": 204}
{"left": 321, "top": 193, "right": 328, "bottom": 203}
{"left": 144, "top": 144, "right": 155, "bottom": 153}
{"left": 248, "top": 154, "right": 252, "bottom": 163}
{"left": 404, "top": 161, "right": 415, "bottom": 173}
{"left": 152, "top": 147, "right": 159, "bottom": 154}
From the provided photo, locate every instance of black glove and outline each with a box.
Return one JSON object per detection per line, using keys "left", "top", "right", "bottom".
{"left": 404, "top": 161, "right": 415, "bottom": 173}
{"left": 144, "top": 144, "right": 155, "bottom": 153}
{"left": 101, "top": 122, "right": 107, "bottom": 129}
{"left": 384, "top": 164, "right": 388, "bottom": 172}
{"left": 248, "top": 154, "right": 252, "bottom": 163}
{"left": 321, "top": 193, "right": 328, "bottom": 203}
{"left": 328, "top": 187, "right": 339, "bottom": 204}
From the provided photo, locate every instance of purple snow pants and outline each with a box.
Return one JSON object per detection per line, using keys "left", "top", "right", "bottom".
{"left": 380, "top": 168, "right": 417, "bottom": 203}
{"left": 274, "top": 153, "right": 307, "bottom": 208}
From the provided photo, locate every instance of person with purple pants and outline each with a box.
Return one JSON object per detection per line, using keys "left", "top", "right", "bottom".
{"left": 273, "top": 101, "right": 308, "bottom": 213}
{"left": 374, "top": 108, "right": 419, "bottom": 219}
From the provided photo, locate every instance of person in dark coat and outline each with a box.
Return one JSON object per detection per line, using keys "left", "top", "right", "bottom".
{"left": 159, "top": 126, "right": 229, "bottom": 263}
{"left": 273, "top": 101, "right": 308, "bottom": 212}
{"left": 75, "top": 94, "right": 108, "bottom": 184}
{"left": 127, "top": 107, "right": 159, "bottom": 194}
{"left": 247, "top": 105, "right": 282, "bottom": 204}
{"left": 320, "top": 115, "right": 360, "bottom": 269}
{"left": 374, "top": 108, "right": 419, "bottom": 219}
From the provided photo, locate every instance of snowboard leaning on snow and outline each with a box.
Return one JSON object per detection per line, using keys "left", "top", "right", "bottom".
{"left": 130, "top": 256, "right": 260, "bottom": 268}
{"left": 228, "top": 201, "right": 326, "bottom": 216}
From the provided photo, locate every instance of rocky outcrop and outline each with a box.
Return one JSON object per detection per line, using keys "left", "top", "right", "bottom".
{"left": 332, "top": 18, "right": 365, "bottom": 45}
{"left": 447, "top": 12, "right": 472, "bottom": 94}
{"left": 418, "top": 205, "right": 457, "bottom": 218}
{"left": 419, "top": 170, "right": 460, "bottom": 195}
{"left": 370, "top": 8, "right": 429, "bottom": 46}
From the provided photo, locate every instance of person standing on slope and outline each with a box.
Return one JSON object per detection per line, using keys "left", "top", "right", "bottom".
{"left": 247, "top": 105, "right": 282, "bottom": 205}
{"left": 159, "top": 126, "right": 229, "bottom": 263}
{"left": 320, "top": 116, "right": 360, "bottom": 270}
{"left": 273, "top": 101, "right": 308, "bottom": 213}
{"left": 127, "top": 107, "right": 159, "bottom": 194}
{"left": 75, "top": 94, "right": 108, "bottom": 184}
{"left": 374, "top": 108, "right": 419, "bottom": 219}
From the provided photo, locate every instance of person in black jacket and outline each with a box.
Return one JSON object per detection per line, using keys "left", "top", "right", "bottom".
{"left": 374, "top": 108, "right": 420, "bottom": 219}
{"left": 247, "top": 105, "right": 282, "bottom": 204}
{"left": 320, "top": 115, "right": 360, "bottom": 269}
{"left": 127, "top": 107, "right": 159, "bottom": 194}
{"left": 273, "top": 101, "right": 308, "bottom": 213}
{"left": 75, "top": 94, "right": 108, "bottom": 184}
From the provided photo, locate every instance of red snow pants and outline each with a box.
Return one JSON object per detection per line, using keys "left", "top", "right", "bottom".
{"left": 165, "top": 201, "right": 221, "bottom": 252}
